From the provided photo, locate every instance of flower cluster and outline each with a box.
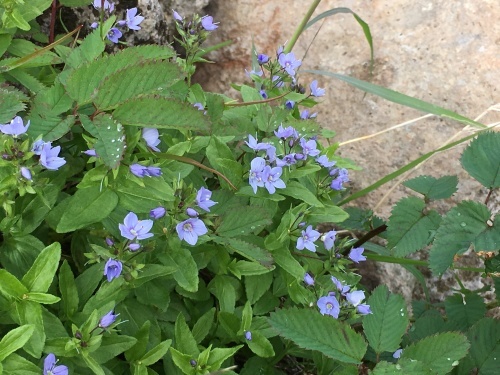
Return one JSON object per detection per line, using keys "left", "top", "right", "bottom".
{"left": 92, "top": 1, "right": 144, "bottom": 44}
{"left": 317, "top": 276, "right": 372, "bottom": 318}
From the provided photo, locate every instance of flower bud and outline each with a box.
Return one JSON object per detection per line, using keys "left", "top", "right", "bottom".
{"left": 20, "top": 167, "right": 32, "bottom": 181}
{"left": 244, "top": 331, "right": 252, "bottom": 341}
{"left": 150, "top": 206, "right": 166, "bottom": 219}
{"left": 128, "top": 243, "right": 141, "bottom": 251}
{"left": 186, "top": 207, "right": 198, "bottom": 217}
{"left": 105, "top": 237, "right": 114, "bottom": 247}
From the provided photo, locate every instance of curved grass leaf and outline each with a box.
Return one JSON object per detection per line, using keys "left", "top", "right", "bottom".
{"left": 402, "top": 332, "right": 470, "bottom": 374}
{"left": 460, "top": 131, "right": 500, "bottom": 189}
{"left": 403, "top": 175, "right": 458, "bottom": 200}
{"left": 304, "top": 70, "right": 486, "bottom": 129}
{"left": 94, "top": 60, "right": 182, "bottom": 109}
{"left": 269, "top": 307, "right": 367, "bottom": 364}
{"left": 305, "top": 8, "right": 373, "bottom": 68}
{"left": 363, "top": 285, "right": 408, "bottom": 354}
{"left": 429, "top": 201, "right": 500, "bottom": 275}
{"left": 113, "top": 96, "right": 212, "bottom": 134}
{"left": 387, "top": 197, "right": 441, "bottom": 257}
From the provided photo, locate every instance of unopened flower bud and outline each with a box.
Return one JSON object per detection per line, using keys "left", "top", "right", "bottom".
{"left": 105, "top": 237, "right": 114, "bottom": 247}
{"left": 20, "top": 167, "right": 32, "bottom": 180}
{"left": 75, "top": 331, "right": 82, "bottom": 339}
{"left": 304, "top": 272, "right": 315, "bottom": 286}
{"left": 150, "top": 206, "right": 166, "bottom": 219}
{"left": 295, "top": 153, "right": 305, "bottom": 160}
{"left": 244, "top": 331, "right": 252, "bottom": 341}
{"left": 190, "top": 359, "right": 197, "bottom": 367}
{"left": 128, "top": 243, "right": 141, "bottom": 251}
{"left": 186, "top": 207, "right": 198, "bottom": 217}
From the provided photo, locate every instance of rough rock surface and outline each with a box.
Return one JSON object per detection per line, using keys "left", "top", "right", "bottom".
{"left": 193, "top": 0, "right": 500, "bottom": 305}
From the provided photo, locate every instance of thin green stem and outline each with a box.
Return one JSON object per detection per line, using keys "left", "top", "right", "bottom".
{"left": 285, "top": 0, "right": 322, "bottom": 53}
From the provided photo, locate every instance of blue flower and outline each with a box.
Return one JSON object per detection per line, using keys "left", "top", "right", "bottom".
{"left": 150, "top": 206, "right": 166, "bottom": 219}
{"left": 349, "top": 247, "right": 366, "bottom": 263}
{"left": 272, "top": 75, "right": 284, "bottom": 88}
{"left": 304, "top": 272, "right": 315, "bottom": 286}
{"left": 245, "top": 68, "right": 263, "bottom": 78}
{"left": 331, "top": 276, "right": 350, "bottom": 295}
{"left": 83, "top": 149, "right": 97, "bottom": 156}
{"left": 128, "top": 243, "right": 141, "bottom": 251}
{"left": 43, "top": 353, "right": 68, "bottom": 375}
{"left": 249, "top": 157, "right": 265, "bottom": 193}
{"left": 274, "top": 124, "right": 298, "bottom": 139}
{"left": 296, "top": 225, "right": 320, "bottom": 252}
{"left": 142, "top": 128, "right": 161, "bottom": 151}
{"left": 99, "top": 310, "right": 119, "bottom": 328}
{"left": 317, "top": 292, "right": 340, "bottom": 318}
{"left": 299, "top": 138, "right": 320, "bottom": 157}
{"left": 322, "top": 230, "right": 337, "bottom": 250}
{"left": 107, "top": 27, "right": 122, "bottom": 43}
{"left": 316, "top": 155, "right": 336, "bottom": 168}
{"left": 122, "top": 8, "right": 144, "bottom": 30}
{"left": 259, "top": 89, "right": 268, "bottom": 99}
{"left": 310, "top": 80, "right": 325, "bottom": 97}
{"left": 285, "top": 100, "right": 295, "bottom": 109}
{"left": 196, "top": 187, "right": 217, "bottom": 212}
{"left": 176, "top": 218, "right": 208, "bottom": 245}
{"left": 172, "top": 10, "right": 183, "bottom": 22}
{"left": 393, "top": 349, "right": 403, "bottom": 359}
{"left": 0, "top": 116, "right": 29, "bottom": 136}
{"left": 130, "top": 163, "right": 162, "bottom": 177}
{"left": 201, "top": 15, "right": 219, "bottom": 31}
{"left": 186, "top": 207, "right": 198, "bottom": 217}
{"left": 276, "top": 154, "right": 297, "bottom": 167}
{"left": 40, "top": 142, "right": 66, "bottom": 170}
{"left": 262, "top": 165, "right": 286, "bottom": 194}
{"left": 300, "top": 109, "right": 318, "bottom": 119}
{"left": 245, "top": 135, "right": 270, "bottom": 151}
{"left": 357, "top": 304, "right": 372, "bottom": 315}
{"left": 119, "top": 212, "right": 154, "bottom": 240}
{"left": 93, "top": 0, "right": 114, "bottom": 12}
{"left": 257, "top": 53, "right": 269, "bottom": 64}
{"left": 104, "top": 259, "right": 122, "bottom": 282}
{"left": 31, "top": 139, "right": 45, "bottom": 155}
{"left": 345, "top": 290, "right": 365, "bottom": 307}
{"left": 278, "top": 52, "right": 301, "bottom": 76}
{"left": 244, "top": 331, "right": 252, "bottom": 341}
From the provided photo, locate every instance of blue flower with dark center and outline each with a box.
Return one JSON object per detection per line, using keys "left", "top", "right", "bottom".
{"left": 317, "top": 293, "right": 340, "bottom": 318}
{"left": 119, "top": 212, "right": 154, "bottom": 240}
{"left": 176, "top": 218, "right": 208, "bottom": 245}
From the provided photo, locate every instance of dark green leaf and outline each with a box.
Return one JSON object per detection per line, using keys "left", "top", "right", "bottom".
{"left": 387, "top": 197, "right": 441, "bottom": 256}
{"left": 0, "top": 235, "right": 44, "bottom": 278}
{"left": 2, "top": 353, "right": 41, "bottom": 374}
{"left": 246, "top": 330, "right": 275, "bottom": 358}
{"left": 280, "top": 181, "right": 324, "bottom": 207}
{"left": 92, "top": 335, "right": 138, "bottom": 364}
{"left": 207, "top": 275, "right": 236, "bottom": 313}
{"left": 140, "top": 339, "right": 172, "bottom": 366}
{"left": 371, "top": 359, "right": 432, "bottom": 375}
{"left": 212, "top": 236, "right": 274, "bottom": 268}
{"left": 158, "top": 240, "right": 198, "bottom": 292}
{"left": 59, "top": 260, "right": 79, "bottom": 319}
{"left": 269, "top": 307, "right": 367, "bottom": 364}
{"left": 217, "top": 207, "right": 272, "bottom": 237}
{"left": 21, "top": 242, "right": 60, "bottom": 293}
{"left": 174, "top": 313, "right": 199, "bottom": 356}
{"left": 444, "top": 293, "right": 486, "bottom": 331}
{"left": 461, "top": 132, "right": 500, "bottom": 188}
{"left": 403, "top": 175, "right": 458, "bottom": 200}
{"left": 463, "top": 318, "right": 500, "bottom": 375}
{"left": 192, "top": 308, "right": 215, "bottom": 344}
{"left": 0, "top": 86, "right": 28, "bottom": 123}
{"left": 245, "top": 272, "right": 274, "bottom": 305}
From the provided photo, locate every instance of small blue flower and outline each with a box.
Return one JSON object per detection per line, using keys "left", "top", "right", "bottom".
{"left": 299, "top": 138, "right": 320, "bottom": 157}
{"left": 244, "top": 331, "right": 252, "bottom": 341}
{"left": 128, "top": 243, "right": 141, "bottom": 251}
{"left": 130, "top": 163, "right": 162, "bottom": 177}
{"left": 316, "top": 155, "right": 336, "bottom": 168}
{"left": 249, "top": 157, "right": 265, "bottom": 193}
{"left": 119, "top": 212, "right": 154, "bottom": 240}
{"left": 150, "top": 206, "right": 166, "bottom": 219}
{"left": 349, "top": 247, "right": 366, "bottom": 263}
{"left": 322, "top": 230, "right": 337, "bottom": 250}
{"left": 43, "top": 353, "right": 68, "bottom": 375}
{"left": 201, "top": 15, "right": 219, "bottom": 31}
{"left": 304, "top": 272, "right": 315, "bottom": 286}
{"left": 257, "top": 53, "right": 269, "bottom": 64}
{"left": 40, "top": 142, "right": 66, "bottom": 170}
{"left": 285, "top": 100, "right": 295, "bottom": 109}
{"left": 142, "top": 128, "right": 161, "bottom": 151}
{"left": 310, "top": 80, "right": 325, "bottom": 97}
{"left": 278, "top": 52, "right": 301, "bottom": 76}
{"left": 31, "top": 139, "right": 45, "bottom": 155}
{"left": 196, "top": 187, "right": 217, "bottom": 212}
{"left": 276, "top": 154, "right": 297, "bottom": 167}
{"left": 357, "top": 304, "right": 372, "bottom": 315}
{"left": 104, "top": 259, "right": 122, "bottom": 282}
{"left": 393, "top": 349, "right": 403, "bottom": 359}
{"left": 345, "top": 290, "right": 365, "bottom": 307}
{"left": 121, "top": 8, "right": 144, "bottom": 30}
{"left": 262, "top": 165, "right": 286, "bottom": 194}
{"left": 20, "top": 167, "right": 32, "bottom": 180}
{"left": 99, "top": 310, "right": 119, "bottom": 328}
{"left": 300, "top": 109, "right": 318, "bottom": 120}
{"left": 172, "top": 10, "right": 183, "bottom": 22}
{"left": 0, "top": 116, "right": 29, "bottom": 136}
{"left": 107, "top": 27, "right": 122, "bottom": 43}
{"left": 83, "top": 149, "right": 97, "bottom": 156}
{"left": 245, "top": 68, "right": 263, "bottom": 78}
{"left": 259, "top": 89, "right": 268, "bottom": 99}
{"left": 274, "top": 124, "right": 298, "bottom": 139}
{"left": 245, "top": 135, "right": 270, "bottom": 151}
{"left": 296, "top": 225, "right": 320, "bottom": 252}
{"left": 317, "top": 292, "right": 340, "bottom": 318}
{"left": 176, "top": 218, "right": 208, "bottom": 245}
{"left": 331, "top": 276, "right": 351, "bottom": 295}
{"left": 186, "top": 207, "right": 198, "bottom": 217}
{"left": 93, "top": 0, "right": 114, "bottom": 12}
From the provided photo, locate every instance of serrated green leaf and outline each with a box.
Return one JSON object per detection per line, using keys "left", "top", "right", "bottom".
{"left": 461, "top": 132, "right": 500, "bottom": 188}
{"left": 0, "top": 325, "right": 34, "bottom": 361}
{"left": 207, "top": 275, "right": 236, "bottom": 313}
{"left": 269, "top": 308, "right": 367, "bottom": 364}
{"left": 403, "top": 175, "right": 458, "bottom": 200}
{"left": 21, "top": 242, "right": 60, "bottom": 293}
{"left": 192, "top": 308, "right": 215, "bottom": 344}
{"left": 158, "top": 240, "right": 198, "bottom": 292}
{"left": 245, "top": 272, "right": 274, "bottom": 305}
{"left": 0, "top": 86, "right": 28, "bottom": 123}
{"left": 81, "top": 114, "right": 126, "bottom": 168}
{"left": 27, "top": 114, "right": 75, "bottom": 141}
{"left": 95, "top": 61, "right": 182, "bottom": 109}
{"left": 402, "top": 332, "right": 469, "bottom": 374}
{"left": 6, "top": 69, "right": 45, "bottom": 93}
{"left": 387, "top": 197, "right": 441, "bottom": 257}
{"left": 408, "top": 311, "right": 445, "bottom": 343}
{"left": 64, "top": 23, "right": 107, "bottom": 70}
{"left": 462, "top": 318, "right": 500, "bottom": 375}
{"left": 307, "top": 204, "right": 349, "bottom": 225}
{"left": 363, "top": 285, "right": 409, "bottom": 354}
{"left": 113, "top": 97, "right": 212, "bottom": 133}
{"left": 217, "top": 207, "right": 272, "bottom": 237}
{"left": 371, "top": 359, "right": 432, "bottom": 375}
{"left": 444, "top": 293, "right": 486, "bottom": 331}
{"left": 1, "top": 0, "right": 52, "bottom": 29}
{"left": 280, "top": 181, "right": 324, "bottom": 207}
{"left": 429, "top": 201, "right": 500, "bottom": 275}
{"left": 49, "top": 186, "right": 119, "bottom": 233}
{"left": 175, "top": 313, "right": 199, "bottom": 356}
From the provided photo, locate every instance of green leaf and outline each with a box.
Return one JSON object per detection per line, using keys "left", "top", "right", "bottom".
{"left": 158, "top": 241, "right": 198, "bottom": 292}
{"left": 139, "top": 339, "right": 172, "bottom": 366}
{"left": 246, "top": 330, "right": 275, "bottom": 358}
{"left": 363, "top": 285, "right": 409, "bottom": 354}
{"left": 2, "top": 353, "right": 41, "bottom": 374}
{"left": 0, "top": 235, "right": 44, "bottom": 278}
{"left": 463, "top": 318, "right": 500, "bottom": 375}
{"left": 212, "top": 236, "right": 274, "bottom": 268}
{"left": 0, "top": 269, "right": 28, "bottom": 301}
{"left": 12, "top": 300, "right": 44, "bottom": 357}
{"left": 207, "top": 275, "right": 236, "bottom": 313}
{"left": 48, "top": 186, "right": 119, "bottom": 233}
{"left": 59, "top": 260, "right": 79, "bottom": 319}
{"left": 245, "top": 272, "right": 274, "bottom": 305}
{"left": 402, "top": 332, "right": 470, "bottom": 374}
{"left": 94, "top": 60, "right": 182, "bottom": 109}
{"left": 305, "top": 70, "right": 486, "bottom": 129}
{"left": 269, "top": 307, "right": 367, "bottom": 364}
{"left": 307, "top": 204, "right": 349, "bottom": 225}
{"left": 444, "top": 293, "right": 486, "bottom": 331}
{"left": 170, "top": 347, "right": 196, "bottom": 375}
{"left": 60, "top": 0, "right": 91, "bottom": 5}
{"left": 81, "top": 351, "right": 105, "bottom": 375}
{"left": 21, "top": 242, "right": 60, "bottom": 293}
{"left": 408, "top": 311, "right": 445, "bottom": 343}
{"left": 6, "top": 69, "right": 45, "bottom": 94}
{"left": 0, "top": 325, "right": 34, "bottom": 361}
{"left": 80, "top": 114, "right": 126, "bottom": 169}
{"left": 429, "top": 201, "right": 500, "bottom": 275}
{"left": 217, "top": 207, "right": 272, "bottom": 237}
{"left": 271, "top": 246, "right": 305, "bottom": 280}
{"left": 371, "top": 359, "right": 432, "bottom": 375}
{"left": 192, "top": 308, "right": 215, "bottom": 344}
{"left": 175, "top": 313, "right": 199, "bottom": 356}
{"left": 92, "top": 335, "right": 138, "bottom": 364}
{"left": 280, "top": 181, "right": 324, "bottom": 207}
{"left": 207, "top": 345, "right": 243, "bottom": 369}
{"left": 113, "top": 97, "right": 212, "bottom": 133}
{"left": 1, "top": 0, "right": 52, "bottom": 29}
{"left": 403, "top": 175, "right": 458, "bottom": 200}
{"left": 461, "top": 132, "right": 500, "bottom": 189}
{"left": 386, "top": 197, "right": 441, "bottom": 257}
{"left": 24, "top": 292, "right": 60, "bottom": 304}
{"left": 0, "top": 86, "right": 28, "bottom": 123}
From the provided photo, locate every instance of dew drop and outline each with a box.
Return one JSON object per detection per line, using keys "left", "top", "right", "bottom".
{"left": 460, "top": 222, "right": 466, "bottom": 227}
{"left": 116, "top": 148, "right": 120, "bottom": 151}
{"left": 111, "top": 139, "right": 115, "bottom": 142}
{"left": 457, "top": 213, "right": 461, "bottom": 216}
{"left": 107, "top": 126, "right": 111, "bottom": 130}
{"left": 452, "top": 361, "right": 459, "bottom": 366}
{"left": 250, "top": 226, "right": 256, "bottom": 229}
{"left": 447, "top": 358, "right": 450, "bottom": 361}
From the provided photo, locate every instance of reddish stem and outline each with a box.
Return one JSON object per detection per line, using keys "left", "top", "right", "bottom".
{"left": 49, "top": 0, "right": 58, "bottom": 44}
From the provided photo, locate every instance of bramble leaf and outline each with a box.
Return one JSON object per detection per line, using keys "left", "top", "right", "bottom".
{"left": 403, "top": 175, "right": 458, "bottom": 200}
{"left": 461, "top": 132, "right": 500, "bottom": 189}
{"left": 444, "top": 293, "right": 486, "bottom": 331}
{"left": 269, "top": 307, "right": 367, "bottom": 364}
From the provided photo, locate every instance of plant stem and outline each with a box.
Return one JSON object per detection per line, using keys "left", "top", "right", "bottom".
{"left": 284, "top": 0, "right": 322, "bottom": 53}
